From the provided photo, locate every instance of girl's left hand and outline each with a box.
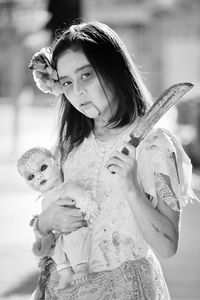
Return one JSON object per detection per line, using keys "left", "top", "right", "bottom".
{"left": 106, "top": 142, "right": 138, "bottom": 190}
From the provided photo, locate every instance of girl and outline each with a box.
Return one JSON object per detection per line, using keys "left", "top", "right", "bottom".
{"left": 29, "top": 21, "right": 196, "bottom": 299}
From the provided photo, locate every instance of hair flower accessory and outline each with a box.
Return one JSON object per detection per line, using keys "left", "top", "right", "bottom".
{"left": 29, "top": 47, "right": 63, "bottom": 96}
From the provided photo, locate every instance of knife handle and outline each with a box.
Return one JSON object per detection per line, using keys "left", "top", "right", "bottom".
{"left": 109, "top": 136, "right": 140, "bottom": 174}
{"left": 120, "top": 136, "right": 141, "bottom": 156}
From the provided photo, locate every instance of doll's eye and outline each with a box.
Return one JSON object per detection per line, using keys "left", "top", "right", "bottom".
{"left": 28, "top": 174, "right": 34, "bottom": 181}
{"left": 41, "top": 164, "right": 48, "bottom": 171}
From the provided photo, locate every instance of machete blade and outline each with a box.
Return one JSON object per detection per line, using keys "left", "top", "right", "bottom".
{"left": 123, "top": 82, "right": 194, "bottom": 154}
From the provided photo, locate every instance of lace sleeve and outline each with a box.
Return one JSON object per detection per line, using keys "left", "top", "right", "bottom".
{"left": 137, "top": 128, "right": 198, "bottom": 211}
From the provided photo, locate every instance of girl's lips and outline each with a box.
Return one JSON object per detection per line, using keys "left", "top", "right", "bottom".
{"left": 81, "top": 102, "right": 93, "bottom": 110}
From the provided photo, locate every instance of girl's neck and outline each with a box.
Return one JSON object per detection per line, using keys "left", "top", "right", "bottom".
{"left": 93, "top": 120, "right": 131, "bottom": 142}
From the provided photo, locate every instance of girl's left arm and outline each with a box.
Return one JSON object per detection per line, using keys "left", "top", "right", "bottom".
{"left": 107, "top": 140, "right": 181, "bottom": 259}
{"left": 122, "top": 173, "right": 180, "bottom": 259}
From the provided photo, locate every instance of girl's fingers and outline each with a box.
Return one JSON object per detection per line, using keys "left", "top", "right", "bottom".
{"left": 107, "top": 143, "right": 136, "bottom": 163}
{"left": 122, "top": 142, "right": 136, "bottom": 156}
{"left": 55, "top": 206, "right": 83, "bottom": 218}
{"left": 70, "top": 212, "right": 84, "bottom": 218}
{"left": 70, "top": 220, "right": 87, "bottom": 231}
{"left": 73, "top": 219, "right": 86, "bottom": 227}
{"left": 119, "top": 142, "right": 136, "bottom": 157}
{"left": 106, "top": 156, "right": 125, "bottom": 169}
{"left": 106, "top": 153, "right": 133, "bottom": 170}
{"left": 54, "top": 198, "right": 76, "bottom": 207}
{"left": 110, "top": 151, "right": 133, "bottom": 164}
{"left": 107, "top": 164, "right": 122, "bottom": 174}
{"left": 106, "top": 143, "right": 137, "bottom": 175}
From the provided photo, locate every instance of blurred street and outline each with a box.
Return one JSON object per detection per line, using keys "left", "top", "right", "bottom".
{"left": 0, "top": 103, "right": 57, "bottom": 300}
{"left": 0, "top": 104, "right": 200, "bottom": 300}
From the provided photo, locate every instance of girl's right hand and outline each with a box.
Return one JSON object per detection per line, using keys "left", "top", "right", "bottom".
{"left": 38, "top": 198, "right": 85, "bottom": 235}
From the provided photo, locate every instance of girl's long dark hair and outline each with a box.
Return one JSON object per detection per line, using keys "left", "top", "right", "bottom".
{"left": 52, "top": 21, "right": 152, "bottom": 158}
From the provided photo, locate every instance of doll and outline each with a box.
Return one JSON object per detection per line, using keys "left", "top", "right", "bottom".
{"left": 17, "top": 147, "right": 100, "bottom": 290}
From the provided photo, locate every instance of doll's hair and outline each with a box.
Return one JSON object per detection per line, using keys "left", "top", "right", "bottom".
{"left": 17, "top": 147, "right": 54, "bottom": 176}
{"left": 51, "top": 21, "right": 152, "bottom": 156}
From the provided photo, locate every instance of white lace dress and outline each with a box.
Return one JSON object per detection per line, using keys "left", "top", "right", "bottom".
{"left": 45, "top": 127, "right": 196, "bottom": 300}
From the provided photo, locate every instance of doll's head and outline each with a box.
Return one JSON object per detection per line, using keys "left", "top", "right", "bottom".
{"left": 17, "top": 147, "right": 62, "bottom": 193}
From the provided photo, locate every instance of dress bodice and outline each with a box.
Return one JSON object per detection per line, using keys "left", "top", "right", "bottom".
{"left": 62, "top": 126, "right": 196, "bottom": 272}
{"left": 63, "top": 126, "right": 150, "bottom": 272}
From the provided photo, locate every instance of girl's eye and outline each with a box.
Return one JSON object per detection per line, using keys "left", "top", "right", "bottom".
{"left": 63, "top": 80, "right": 72, "bottom": 87}
{"left": 28, "top": 174, "right": 34, "bottom": 181}
{"left": 41, "top": 164, "right": 48, "bottom": 171}
{"left": 82, "top": 72, "right": 91, "bottom": 80}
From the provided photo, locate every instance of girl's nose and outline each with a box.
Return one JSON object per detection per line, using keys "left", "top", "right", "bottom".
{"left": 74, "top": 81, "right": 85, "bottom": 97}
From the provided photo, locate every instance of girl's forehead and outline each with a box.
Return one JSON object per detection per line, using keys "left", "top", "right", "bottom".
{"left": 57, "top": 49, "right": 89, "bottom": 77}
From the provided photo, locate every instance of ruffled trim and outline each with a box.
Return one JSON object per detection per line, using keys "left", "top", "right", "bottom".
{"left": 137, "top": 128, "right": 199, "bottom": 211}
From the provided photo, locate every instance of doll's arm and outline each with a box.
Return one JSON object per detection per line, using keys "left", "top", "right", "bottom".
{"left": 30, "top": 214, "right": 56, "bottom": 257}
{"left": 32, "top": 232, "right": 57, "bottom": 257}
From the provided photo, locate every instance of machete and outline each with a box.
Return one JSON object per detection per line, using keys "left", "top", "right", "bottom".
{"left": 121, "top": 82, "right": 194, "bottom": 155}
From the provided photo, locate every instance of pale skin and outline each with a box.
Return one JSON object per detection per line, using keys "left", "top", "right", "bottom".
{"left": 106, "top": 143, "right": 180, "bottom": 258}
{"left": 38, "top": 48, "right": 180, "bottom": 260}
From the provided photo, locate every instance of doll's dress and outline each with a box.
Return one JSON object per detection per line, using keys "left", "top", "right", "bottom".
{"left": 41, "top": 186, "right": 92, "bottom": 273}
{"left": 45, "top": 126, "right": 197, "bottom": 300}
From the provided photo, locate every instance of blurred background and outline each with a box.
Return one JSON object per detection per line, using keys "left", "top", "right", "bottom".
{"left": 0, "top": 0, "right": 200, "bottom": 299}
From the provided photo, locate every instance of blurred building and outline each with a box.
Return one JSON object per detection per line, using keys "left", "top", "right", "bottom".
{"left": 0, "top": 0, "right": 82, "bottom": 101}
{"left": 0, "top": 0, "right": 50, "bottom": 99}
{"left": 82, "top": 0, "right": 200, "bottom": 96}
{"left": 81, "top": 0, "right": 200, "bottom": 167}
{"left": 177, "top": 96, "right": 200, "bottom": 168}
{"left": 1, "top": 0, "right": 200, "bottom": 99}
{"left": 45, "top": 0, "right": 81, "bottom": 40}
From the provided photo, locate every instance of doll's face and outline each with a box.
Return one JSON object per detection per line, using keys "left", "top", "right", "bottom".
{"left": 21, "top": 152, "right": 62, "bottom": 193}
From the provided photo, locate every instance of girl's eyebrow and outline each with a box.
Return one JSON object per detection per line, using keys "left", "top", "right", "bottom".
{"left": 58, "top": 64, "right": 92, "bottom": 80}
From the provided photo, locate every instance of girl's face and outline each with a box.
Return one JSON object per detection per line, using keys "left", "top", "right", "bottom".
{"left": 57, "top": 49, "right": 117, "bottom": 120}
{"left": 21, "top": 153, "right": 61, "bottom": 193}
